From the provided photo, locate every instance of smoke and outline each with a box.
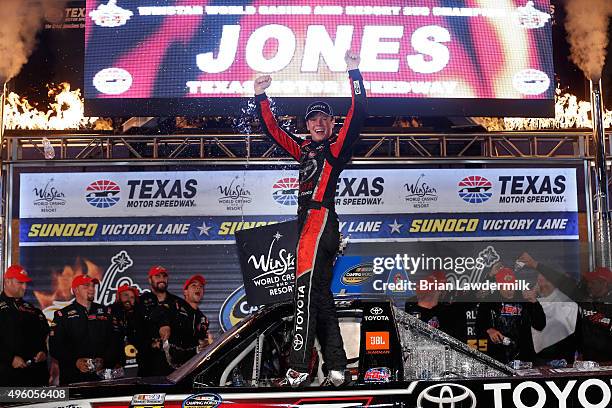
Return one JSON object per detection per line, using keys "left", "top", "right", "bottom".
{"left": 0, "top": 0, "right": 68, "bottom": 83}
{"left": 565, "top": 0, "right": 612, "bottom": 81}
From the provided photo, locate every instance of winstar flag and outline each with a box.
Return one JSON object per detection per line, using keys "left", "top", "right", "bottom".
{"left": 85, "top": 0, "right": 554, "bottom": 117}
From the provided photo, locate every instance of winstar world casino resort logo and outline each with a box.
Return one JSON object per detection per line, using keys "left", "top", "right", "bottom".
{"left": 85, "top": 180, "right": 120, "bottom": 208}
{"left": 457, "top": 176, "right": 492, "bottom": 203}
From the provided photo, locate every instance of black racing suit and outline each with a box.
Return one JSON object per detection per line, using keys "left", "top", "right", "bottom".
{"left": 134, "top": 290, "right": 182, "bottom": 376}
{"left": 50, "top": 301, "right": 119, "bottom": 385}
{"left": 109, "top": 302, "right": 142, "bottom": 367}
{"left": 149, "top": 297, "right": 210, "bottom": 367}
{"left": 256, "top": 69, "right": 367, "bottom": 372}
{"left": 0, "top": 292, "right": 49, "bottom": 386}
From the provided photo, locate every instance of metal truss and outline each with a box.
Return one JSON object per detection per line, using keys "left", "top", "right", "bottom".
{"left": 1, "top": 130, "right": 609, "bottom": 162}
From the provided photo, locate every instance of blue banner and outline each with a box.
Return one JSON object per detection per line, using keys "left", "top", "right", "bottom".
{"left": 20, "top": 212, "right": 578, "bottom": 244}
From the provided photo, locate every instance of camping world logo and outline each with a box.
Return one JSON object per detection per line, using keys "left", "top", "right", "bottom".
{"left": 458, "top": 176, "right": 492, "bottom": 203}
{"left": 86, "top": 179, "right": 121, "bottom": 208}
{"left": 272, "top": 177, "right": 299, "bottom": 206}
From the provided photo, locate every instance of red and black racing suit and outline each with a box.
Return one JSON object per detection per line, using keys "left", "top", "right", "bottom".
{"left": 256, "top": 70, "right": 366, "bottom": 372}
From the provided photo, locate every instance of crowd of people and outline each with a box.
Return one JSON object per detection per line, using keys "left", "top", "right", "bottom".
{"left": 0, "top": 264, "right": 211, "bottom": 386}
{"left": 405, "top": 252, "right": 612, "bottom": 367}
{"left": 2, "top": 249, "right": 611, "bottom": 387}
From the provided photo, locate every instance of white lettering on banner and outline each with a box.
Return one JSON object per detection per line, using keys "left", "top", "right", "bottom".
{"left": 246, "top": 24, "right": 296, "bottom": 73}
{"left": 195, "top": 24, "right": 450, "bottom": 74}
{"left": 101, "top": 224, "right": 155, "bottom": 235}
{"left": 482, "top": 219, "right": 534, "bottom": 231}
{"left": 407, "top": 25, "right": 451, "bottom": 74}
{"left": 360, "top": 26, "right": 403, "bottom": 72}
{"left": 301, "top": 25, "right": 354, "bottom": 72}
{"left": 196, "top": 25, "right": 241, "bottom": 73}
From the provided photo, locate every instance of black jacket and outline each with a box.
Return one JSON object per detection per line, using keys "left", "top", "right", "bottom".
{"left": 536, "top": 263, "right": 612, "bottom": 363}
{"left": 109, "top": 302, "right": 143, "bottom": 366}
{"left": 134, "top": 291, "right": 182, "bottom": 376}
{"left": 476, "top": 294, "right": 546, "bottom": 364}
{"left": 405, "top": 301, "right": 467, "bottom": 342}
{"left": 149, "top": 297, "right": 209, "bottom": 366}
{"left": 50, "top": 301, "right": 119, "bottom": 385}
{"left": 0, "top": 292, "right": 49, "bottom": 385}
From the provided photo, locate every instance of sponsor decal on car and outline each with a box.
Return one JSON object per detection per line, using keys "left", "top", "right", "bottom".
{"left": 130, "top": 393, "right": 165, "bottom": 406}
{"left": 365, "top": 331, "right": 389, "bottom": 354}
{"left": 417, "top": 383, "right": 476, "bottom": 408}
{"left": 364, "top": 367, "right": 391, "bottom": 383}
{"left": 182, "top": 393, "right": 222, "bottom": 408}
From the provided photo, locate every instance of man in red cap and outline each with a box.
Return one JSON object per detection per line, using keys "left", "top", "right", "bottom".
{"left": 134, "top": 265, "right": 181, "bottom": 376}
{"left": 0, "top": 265, "right": 49, "bottom": 386}
{"left": 109, "top": 285, "right": 141, "bottom": 372}
{"left": 405, "top": 272, "right": 465, "bottom": 341}
{"left": 476, "top": 265, "right": 545, "bottom": 364}
{"left": 149, "top": 274, "right": 212, "bottom": 368}
{"left": 518, "top": 252, "right": 612, "bottom": 363}
{"left": 49, "top": 274, "right": 120, "bottom": 384}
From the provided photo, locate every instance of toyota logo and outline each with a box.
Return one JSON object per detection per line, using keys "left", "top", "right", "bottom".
{"left": 417, "top": 383, "right": 476, "bottom": 408}
{"left": 370, "top": 307, "right": 383, "bottom": 315}
{"left": 292, "top": 334, "right": 304, "bottom": 351}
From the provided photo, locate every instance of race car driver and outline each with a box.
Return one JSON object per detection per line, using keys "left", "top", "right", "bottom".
{"left": 254, "top": 50, "right": 367, "bottom": 387}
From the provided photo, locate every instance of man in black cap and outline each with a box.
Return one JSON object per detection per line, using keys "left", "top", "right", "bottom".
{"left": 0, "top": 265, "right": 49, "bottom": 386}
{"left": 254, "top": 50, "right": 367, "bottom": 387}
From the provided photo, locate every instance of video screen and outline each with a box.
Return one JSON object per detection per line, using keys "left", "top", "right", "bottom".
{"left": 84, "top": 0, "right": 555, "bottom": 116}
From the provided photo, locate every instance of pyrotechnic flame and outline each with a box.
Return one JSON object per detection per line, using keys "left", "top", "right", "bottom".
{"left": 3, "top": 83, "right": 106, "bottom": 130}
{"left": 473, "top": 88, "right": 612, "bottom": 131}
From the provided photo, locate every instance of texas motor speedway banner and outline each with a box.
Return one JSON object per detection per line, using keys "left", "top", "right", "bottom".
{"left": 17, "top": 167, "right": 580, "bottom": 332}
{"left": 19, "top": 168, "right": 578, "bottom": 242}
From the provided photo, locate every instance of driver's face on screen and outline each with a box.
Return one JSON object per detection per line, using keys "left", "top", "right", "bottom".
{"left": 306, "top": 112, "right": 334, "bottom": 142}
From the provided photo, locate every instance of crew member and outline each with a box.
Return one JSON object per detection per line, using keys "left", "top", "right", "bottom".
{"left": 406, "top": 272, "right": 465, "bottom": 341}
{"left": 50, "top": 275, "right": 119, "bottom": 384}
{"left": 109, "top": 284, "right": 141, "bottom": 371}
{"left": 519, "top": 252, "right": 612, "bottom": 364}
{"left": 0, "top": 265, "right": 49, "bottom": 386}
{"left": 255, "top": 50, "right": 367, "bottom": 387}
{"left": 135, "top": 265, "right": 181, "bottom": 376}
{"left": 476, "top": 267, "right": 546, "bottom": 364}
{"left": 150, "top": 275, "right": 212, "bottom": 368}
